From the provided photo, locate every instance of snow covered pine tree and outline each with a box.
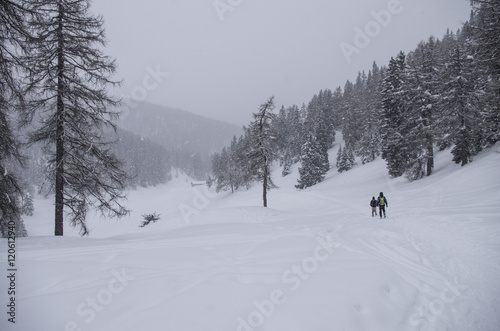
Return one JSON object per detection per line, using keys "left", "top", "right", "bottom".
{"left": 22, "top": 0, "right": 128, "bottom": 236}
{"left": 244, "top": 97, "right": 277, "bottom": 207}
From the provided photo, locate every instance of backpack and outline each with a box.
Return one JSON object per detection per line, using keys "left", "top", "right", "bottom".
{"left": 379, "top": 197, "right": 385, "bottom": 206}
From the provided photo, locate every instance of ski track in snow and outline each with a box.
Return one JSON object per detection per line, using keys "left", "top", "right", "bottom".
{"left": 1, "top": 145, "right": 499, "bottom": 331}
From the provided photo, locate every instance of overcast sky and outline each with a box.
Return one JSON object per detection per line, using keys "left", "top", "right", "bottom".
{"left": 92, "top": 0, "right": 472, "bottom": 126}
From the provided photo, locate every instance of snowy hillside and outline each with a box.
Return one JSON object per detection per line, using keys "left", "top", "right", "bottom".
{"left": 2, "top": 144, "right": 500, "bottom": 331}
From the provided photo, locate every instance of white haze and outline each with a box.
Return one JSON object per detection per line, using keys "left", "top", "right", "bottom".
{"left": 92, "top": 0, "right": 472, "bottom": 125}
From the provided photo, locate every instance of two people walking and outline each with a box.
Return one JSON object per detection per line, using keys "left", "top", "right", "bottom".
{"left": 370, "top": 192, "right": 388, "bottom": 218}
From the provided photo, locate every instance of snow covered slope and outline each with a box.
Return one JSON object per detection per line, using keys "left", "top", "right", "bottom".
{"left": 2, "top": 144, "right": 500, "bottom": 331}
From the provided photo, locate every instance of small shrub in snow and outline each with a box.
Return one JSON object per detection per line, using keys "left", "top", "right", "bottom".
{"left": 139, "top": 213, "right": 161, "bottom": 227}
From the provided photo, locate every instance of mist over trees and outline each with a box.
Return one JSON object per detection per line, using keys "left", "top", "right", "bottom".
{"left": 0, "top": 0, "right": 32, "bottom": 237}
{"left": 2, "top": 0, "right": 237, "bottom": 237}
{"left": 116, "top": 102, "right": 241, "bottom": 181}
{"left": 1, "top": 1, "right": 239, "bottom": 237}
{"left": 211, "top": 1, "right": 500, "bottom": 191}
{"left": 112, "top": 129, "right": 172, "bottom": 188}
{"left": 1, "top": 0, "right": 130, "bottom": 236}
{"left": 20, "top": 0, "right": 130, "bottom": 236}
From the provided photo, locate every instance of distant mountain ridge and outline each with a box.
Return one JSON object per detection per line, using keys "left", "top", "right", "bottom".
{"left": 117, "top": 102, "right": 242, "bottom": 156}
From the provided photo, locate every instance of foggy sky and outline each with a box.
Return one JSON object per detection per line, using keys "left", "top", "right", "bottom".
{"left": 92, "top": 0, "right": 472, "bottom": 126}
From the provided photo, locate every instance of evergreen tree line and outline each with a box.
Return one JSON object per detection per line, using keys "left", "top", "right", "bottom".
{"left": 210, "top": 1, "right": 500, "bottom": 194}
{"left": 1, "top": 0, "right": 129, "bottom": 236}
{"left": 209, "top": 91, "right": 339, "bottom": 194}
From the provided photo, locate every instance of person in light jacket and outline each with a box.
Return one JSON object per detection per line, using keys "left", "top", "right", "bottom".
{"left": 377, "top": 192, "right": 388, "bottom": 218}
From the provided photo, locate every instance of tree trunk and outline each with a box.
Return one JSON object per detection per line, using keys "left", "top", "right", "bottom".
{"left": 54, "top": 6, "right": 65, "bottom": 236}
{"left": 263, "top": 169, "right": 267, "bottom": 208}
{"left": 460, "top": 115, "right": 469, "bottom": 167}
{"left": 426, "top": 135, "right": 434, "bottom": 176}
{"left": 424, "top": 103, "right": 434, "bottom": 177}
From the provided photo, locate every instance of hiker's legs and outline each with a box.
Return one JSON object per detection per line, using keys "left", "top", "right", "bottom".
{"left": 379, "top": 206, "right": 385, "bottom": 218}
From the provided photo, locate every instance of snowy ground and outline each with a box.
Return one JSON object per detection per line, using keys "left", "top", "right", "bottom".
{"left": 1, "top": 143, "right": 500, "bottom": 331}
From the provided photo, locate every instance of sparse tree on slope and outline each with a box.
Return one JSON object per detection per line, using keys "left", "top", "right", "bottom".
{"left": 244, "top": 96, "right": 277, "bottom": 207}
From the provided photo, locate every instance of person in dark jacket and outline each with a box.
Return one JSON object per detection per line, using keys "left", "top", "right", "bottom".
{"left": 370, "top": 197, "right": 378, "bottom": 217}
{"left": 377, "top": 192, "right": 388, "bottom": 218}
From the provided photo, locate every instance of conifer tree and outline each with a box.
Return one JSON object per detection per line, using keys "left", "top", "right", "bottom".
{"left": 296, "top": 133, "right": 328, "bottom": 189}
{"left": 404, "top": 39, "right": 439, "bottom": 180}
{"left": 211, "top": 136, "right": 243, "bottom": 193}
{"left": 336, "top": 145, "right": 346, "bottom": 173}
{"left": 300, "top": 93, "right": 331, "bottom": 184}
{"left": 358, "top": 63, "right": 383, "bottom": 164}
{"left": 210, "top": 152, "right": 223, "bottom": 189}
{"left": 227, "top": 136, "right": 243, "bottom": 192}
{"left": 273, "top": 105, "right": 302, "bottom": 177}
{"left": 434, "top": 29, "right": 460, "bottom": 150}
{"left": 273, "top": 105, "right": 288, "bottom": 168}
{"left": 0, "top": 0, "right": 31, "bottom": 237}
{"left": 282, "top": 105, "right": 304, "bottom": 176}
{"left": 346, "top": 145, "right": 356, "bottom": 170}
{"left": 22, "top": 0, "right": 128, "bottom": 236}
{"left": 215, "top": 147, "right": 230, "bottom": 192}
{"left": 336, "top": 145, "right": 355, "bottom": 173}
{"left": 381, "top": 52, "right": 410, "bottom": 177}
{"left": 331, "top": 87, "right": 344, "bottom": 132}
{"left": 305, "top": 91, "right": 336, "bottom": 154}
{"left": 244, "top": 96, "right": 277, "bottom": 207}
{"left": 340, "top": 81, "right": 357, "bottom": 152}
{"left": 470, "top": 0, "right": 500, "bottom": 145}
{"left": 317, "top": 89, "right": 336, "bottom": 150}
{"left": 439, "top": 35, "right": 482, "bottom": 166}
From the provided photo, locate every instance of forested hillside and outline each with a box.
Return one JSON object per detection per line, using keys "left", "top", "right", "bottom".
{"left": 117, "top": 102, "right": 242, "bottom": 180}
{"left": 210, "top": 0, "right": 500, "bottom": 193}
